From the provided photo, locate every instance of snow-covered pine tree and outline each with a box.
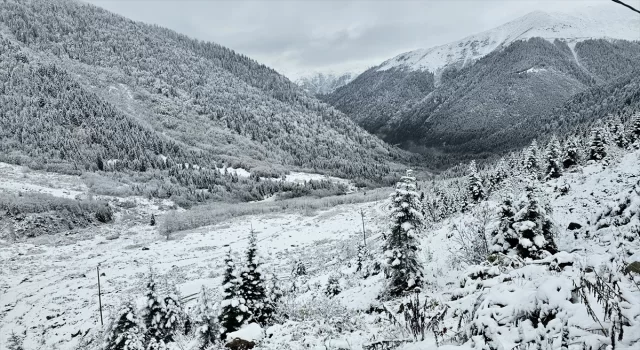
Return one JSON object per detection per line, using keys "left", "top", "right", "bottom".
{"left": 467, "top": 160, "right": 485, "bottom": 203}
{"left": 325, "top": 273, "right": 342, "bottom": 297}
{"left": 261, "top": 274, "right": 283, "bottom": 325}
{"left": 489, "top": 158, "right": 508, "bottom": 191}
{"left": 589, "top": 128, "right": 607, "bottom": 161}
{"left": 513, "top": 183, "right": 558, "bottom": 259}
{"left": 6, "top": 331, "right": 24, "bottom": 350}
{"left": 218, "top": 250, "right": 247, "bottom": 339}
{"left": 193, "top": 285, "right": 218, "bottom": 349}
{"left": 489, "top": 196, "right": 518, "bottom": 255}
{"left": 562, "top": 137, "right": 579, "bottom": 169}
{"left": 239, "top": 230, "right": 268, "bottom": 325}
{"left": 160, "top": 282, "right": 184, "bottom": 344}
{"left": 103, "top": 300, "right": 145, "bottom": 350}
{"left": 383, "top": 169, "right": 424, "bottom": 297}
{"left": 629, "top": 114, "right": 640, "bottom": 147}
{"left": 141, "top": 270, "right": 167, "bottom": 347}
{"left": 611, "top": 117, "right": 628, "bottom": 148}
{"left": 292, "top": 260, "right": 307, "bottom": 276}
{"left": 524, "top": 140, "right": 540, "bottom": 175}
{"left": 544, "top": 136, "right": 562, "bottom": 180}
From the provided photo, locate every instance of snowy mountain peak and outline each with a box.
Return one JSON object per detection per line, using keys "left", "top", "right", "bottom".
{"left": 377, "top": 5, "right": 640, "bottom": 73}
{"left": 295, "top": 71, "right": 360, "bottom": 95}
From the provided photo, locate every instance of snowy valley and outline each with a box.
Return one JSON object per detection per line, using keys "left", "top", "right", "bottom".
{"left": 1, "top": 1, "right": 640, "bottom": 350}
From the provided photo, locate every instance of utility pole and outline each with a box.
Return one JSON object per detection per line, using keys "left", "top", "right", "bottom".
{"left": 97, "top": 264, "right": 103, "bottom": 327}
{"left": 360, "top": 208, "right": 366, "bottom": 247}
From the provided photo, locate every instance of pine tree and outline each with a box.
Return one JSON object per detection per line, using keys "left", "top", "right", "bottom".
{"left": 261, "top": 274, "right": 283, "bottom": 325}
{"left": 193, "top": 286, "right": 218, "bottom": 349}
{"left": 467, "top": 160, "right": 485, "bottom": 202}
{"left": 160, "top": 283, "right": 184, "bottom": 344}
{"left": 103, "top": 300, "right": 145, "bottom": 350}
{"left": 610, "top": 118, "right": 628, "bottom": 148}
{"left": 383, "top": 169, "right": 424, "bottom": 297}
{"left": 325, "top": 273, "right": 342, "bottom": 297}
{"left": 628, "top": 114, "right": 640, "bottom": 147}
{"left": 142, "top": 270, "right": 167, "bottom": 346}
{"left": 6, "top": 332, "right": 24, "bottom": 350}
{"left": 218, "top": 250, "right": 247, "bottom": 339}
{"left": 240, "top": 230, "right": 268, "bottom": 325}
{"left": 589, "top": 128, "right": 606, "bottom": 161}
{"left": 524, "top": 140, "right": 540, "bottom": 174}
{"left": 544, "top": 136, "right": 562, "bottom": 180}
{"left": 292, "top": 260, "right": 307, "bottom": 276}
{"left": 562, "top": 138, "right": 579, "bottom": 169}
{"left": 150, "top": 214, "right": 156, "bottom": 226}
{"left": 489, "top": 196, "right": 519, "bottom": 255}
{"left": 489, "top": 158, "right": 508, "bottom": 190}
{"left": 513, "top": 183, "right": 557, "bottom": 259}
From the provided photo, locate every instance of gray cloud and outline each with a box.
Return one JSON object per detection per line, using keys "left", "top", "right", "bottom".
{"left": 85, "top": 0, "right": 634, "bottom": 78}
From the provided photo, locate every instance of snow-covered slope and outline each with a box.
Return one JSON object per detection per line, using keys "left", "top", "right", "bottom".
{"left": 378, "top": 5, "right": 640, "bottom": 73}
{"left": 295, "top": 71, "right": 360, "bottom": 95}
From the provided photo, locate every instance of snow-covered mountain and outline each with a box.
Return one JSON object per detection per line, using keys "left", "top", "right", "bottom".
{"left": 295, "top": 71, "right": 360, "bottom": 96}
{"left": 322, "top": 5, "right": 640, "bottom": 166}
{"left": 378, "top": 5, "right": 640, "bottom": 74}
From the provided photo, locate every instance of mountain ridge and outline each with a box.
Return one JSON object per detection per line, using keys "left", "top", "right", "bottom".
{"left": 378, "top": 6, "right": 640, "bottom": 75}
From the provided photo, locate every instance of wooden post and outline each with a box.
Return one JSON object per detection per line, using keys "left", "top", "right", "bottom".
{"left": 360, "top": 209, "right": 366, "bottom": 247}
{"left": 97, "top": 265, "right": 103, "bottom": 327}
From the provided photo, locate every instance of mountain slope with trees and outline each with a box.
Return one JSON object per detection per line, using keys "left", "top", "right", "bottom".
{"left": 0, "top": 0, "right": 410, "bottom": 188}
{"left": 322, "top": 6, "right": 640, "bottom": 167}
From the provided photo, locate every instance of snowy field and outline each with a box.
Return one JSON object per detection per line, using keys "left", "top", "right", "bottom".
{"left": 0, "top": 163, "right": 388, "bottom": 349}
{"left": 2, "top": 150, "right": 640, "bottom": 349}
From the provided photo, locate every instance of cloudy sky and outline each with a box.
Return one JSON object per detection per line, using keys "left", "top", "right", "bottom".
{"left": 85, "top": 0, "right": 638, "bottom": 79}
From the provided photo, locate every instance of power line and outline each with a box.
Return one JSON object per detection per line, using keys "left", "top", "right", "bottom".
{"left": 612, "top": 0, "right": 640, "bottom": 14}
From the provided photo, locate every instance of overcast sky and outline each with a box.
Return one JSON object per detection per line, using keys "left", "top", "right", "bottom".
{"left": 84, "top": 0, "right": 639, "bottom": 79}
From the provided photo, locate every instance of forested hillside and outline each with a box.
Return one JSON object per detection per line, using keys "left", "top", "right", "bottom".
{"left": 324, "top": 38, "right": 640, "bottom": 166}
{"left": 322, "top": 5, "right": 640, "bottom": 167}
{"left": 0, "top": 0, "right": 410, "bottom": 201}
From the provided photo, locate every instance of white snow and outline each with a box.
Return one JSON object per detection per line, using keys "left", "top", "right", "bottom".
{"left": 227, "top": 323, "right": 264, "bottom": 342}
{"left": 378, "top": 5, "right": 640, "bottom": 74}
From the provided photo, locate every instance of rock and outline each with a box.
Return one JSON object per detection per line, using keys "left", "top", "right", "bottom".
{"left": 105, "top": 233, "right": 120, "bottom": 240}
{"left": 142, "top": 247, "right": 150, "bottom": 251}
{"left": 567, "top": 222, "right": 582, "bottom": 230}
{"left": 226, "top": 338, "right": 255, "bottom": 350}
{"left": 625, "top": 261, "right": 640, "bottom": 274}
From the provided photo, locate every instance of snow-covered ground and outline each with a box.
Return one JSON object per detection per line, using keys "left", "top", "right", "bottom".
{"left": 2, "top": 150, "right": 640, "bottom": 350}
{"left": 0, "top": 165, "right": 388, "bottom": 349}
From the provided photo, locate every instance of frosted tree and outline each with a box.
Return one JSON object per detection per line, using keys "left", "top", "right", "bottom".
{"left": 489, "top": 196, "right": 518, "bottom": 255}
{"left": 6, "top": 332, "right": 24, "bottom": 350}
{"left": 629, "top": 114, "right": 640, "bottom": 147}
{"left": 562, "top": 137, "right": 579, "bottom": 168}
{"left": 325, "top": 273, "right": 342, "bottom": 297}
{"left": 159, "top": 283, "right": 184, "bottom": 344}
{"left": 513, "top": 183, "right": 557, "bottom": 259}
{"left": 193, "top": 286, "right": 218, "bottom": 349}
{"left": 610, "top": 118, "right": 628, "bottom": 148}
{"left": 239, "top": 230, "right": 268, "bottom": 325}
{"left": 141, "top": 270, "right": 167, "bottom": 347}
{"left": 103, "top": 300, "right": 145, "bottom": 350}
{"left": 261, "top": 274, "right": 283, "bottom": 325}
{"left": 588, "top": 128, "right": 606, "bottom": 161}
{"left": 218, "top": 250, "right": 247, "bottom": 339}
{"left": 489, "top": 157, "right": 508, "bottom": 190}
{"left": 544, "top": 136, "right": 562, "bottom": 180}
{"left": 383, "top": 169, "right": 424, "bottom": 297}
{"left": 523, "top": 140, "right": 540, "bottom": 174}
{"left": 467, "top": 160, "right": 485, "bottom": 202}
